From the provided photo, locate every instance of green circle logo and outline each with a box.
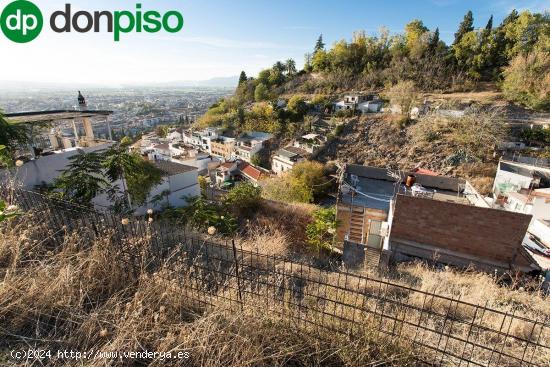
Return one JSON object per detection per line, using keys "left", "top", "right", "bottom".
{"left": 0, "top": 0, "right": 43, "bottom": 43}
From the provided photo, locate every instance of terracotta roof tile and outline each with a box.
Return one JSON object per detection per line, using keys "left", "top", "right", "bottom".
{"left": 240, "top": 163, "right": 262, "bottom": 181}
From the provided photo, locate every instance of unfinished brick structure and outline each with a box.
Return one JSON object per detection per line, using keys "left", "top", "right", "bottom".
{"left": 390, "top": 195, "right": 538, "bottom": 272}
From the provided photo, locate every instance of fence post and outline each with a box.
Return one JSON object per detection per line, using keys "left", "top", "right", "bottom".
{"left": 231, "top": 238, "right": 243, "bottom": 309}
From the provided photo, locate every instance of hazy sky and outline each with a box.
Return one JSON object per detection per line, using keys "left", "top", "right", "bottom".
{"left": 0, "top": 0, "right": 548, "bottom": 85}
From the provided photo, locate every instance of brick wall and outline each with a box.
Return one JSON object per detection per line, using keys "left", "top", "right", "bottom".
{"left": 391, "top": 195, "right": 533, "bottom": 268}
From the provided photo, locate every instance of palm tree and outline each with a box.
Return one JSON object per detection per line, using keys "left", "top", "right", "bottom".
{"left": 55, "top": 151, "right": 110, "bottom": 205}
{"left": 285, "top": 59, "right": 297, "bottom": 76}
{"left": 102, "top": 145, "right": 135, "bottom": 208}
{"left": 102, "top": 144, "right": 162, "bottom": 210}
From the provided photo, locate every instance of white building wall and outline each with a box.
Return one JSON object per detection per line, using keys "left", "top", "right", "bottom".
{"left": 8, "top": 143, "right": 113, "bottom": 189}
{"left": 134, "top": 170, "right": 200, "bottom": 215}
{"left": 531, "top": 197, "right": 550, "bottom": 221}
{"left": 272, "top": 156, "right": 298, "bottom": 176}
{"left": 358, "top": 101, "right": 382, "bottom": 113}
{"left": 493, "top": 169, "right": 533, "bottom": 194}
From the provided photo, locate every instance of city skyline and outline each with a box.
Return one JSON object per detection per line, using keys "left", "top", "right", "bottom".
{"left": 0, "top": 0, "right": 548, "bottom": 86}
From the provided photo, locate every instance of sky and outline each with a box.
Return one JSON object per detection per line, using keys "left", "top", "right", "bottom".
{"left": 0, "top": 0, "right": 548, "bottom": 86}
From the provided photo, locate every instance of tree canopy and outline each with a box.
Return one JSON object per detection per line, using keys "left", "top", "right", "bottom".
{"left": 196, "top": 7, "right": 550, "bottom": 136}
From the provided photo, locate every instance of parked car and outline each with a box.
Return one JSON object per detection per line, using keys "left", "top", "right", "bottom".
{"left": 523, "top": 233, "right": 550, "bottom": 257}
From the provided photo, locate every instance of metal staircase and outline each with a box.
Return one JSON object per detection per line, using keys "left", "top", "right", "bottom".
{"left": 348, "top": 206, "right": 365, "bottom": 244}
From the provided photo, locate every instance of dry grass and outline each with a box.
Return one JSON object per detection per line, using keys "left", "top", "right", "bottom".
{"left": 454, "top": 162, "right": 497, "bottom": 195}
{"left": 392, "top": 262, "right": 550, "bottom": 318}
{"left": 1, "top": 207, "right": 549, "bottom": 366}
{"left": 0, "top": 214, "right": 416, "bottom": 367}
{"left": 246, "top": 200, "right": 316, "bottom": 252}
{"left": 239, "top": 226, "right": 290, "bottom": 256}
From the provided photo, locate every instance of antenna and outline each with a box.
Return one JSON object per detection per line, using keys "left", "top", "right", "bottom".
{"left": 387, "top": 166, "right": 402, "bottom": 197}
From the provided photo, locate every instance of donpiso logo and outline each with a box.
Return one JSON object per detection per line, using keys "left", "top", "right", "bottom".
{"left": 0, "top": 0, "right": 43, "bottom": 43}
{"left": 1, "top": 1, "right": 184, "bottom": 43}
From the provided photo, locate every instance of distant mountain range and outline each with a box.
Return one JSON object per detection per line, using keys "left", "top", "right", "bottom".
{"left": 0, "top": 76, "right": 239, "bottom": 91}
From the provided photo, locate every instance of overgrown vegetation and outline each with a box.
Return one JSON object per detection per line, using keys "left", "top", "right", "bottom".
{"left": 1, "top": 205, "right": 548, "bottom": 366}
{"left": 0, "top": 199, "right": 19, "bottom": 223}
{"left": 261, "top": 161, "right": 332, "bottom": 203}
{"left": 502, "top": 48, "right": 550, "bottom": 110}
{"left": 519, "top": 127, "right": 550, "bottom": 146}
{"left": 163, "top": 183, "right": 262, "bottom": 237}
{"left": 408, "top": 106, "right": 508, "bottom": 163}
{"left": 0, "top": 213, "right": 420, "bottom": 366}
{"left": 0, "top": 111, "right": 29, "bottom": 167}
{"left": 305, "top": 11, "right": 549, "bottom": 94}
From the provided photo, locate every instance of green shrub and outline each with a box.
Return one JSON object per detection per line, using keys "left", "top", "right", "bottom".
{"left": 224, "top": 183, "right": 262, "bottom": 215}
{"left": 306, "top": 207, "right": 338, "bottom": 252}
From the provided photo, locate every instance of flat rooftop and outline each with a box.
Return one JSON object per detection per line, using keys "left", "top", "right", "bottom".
{"left": 499, "top": 159, "right": 550, "bottom": 185}
{"left": 5, "top": 110, "right": 113, "bottom": 124}
{"left": 153, "top": 160, "right": 197, "bottom": 177}
{"left": 341, "top": 164, "right": 469, "bottom": 211}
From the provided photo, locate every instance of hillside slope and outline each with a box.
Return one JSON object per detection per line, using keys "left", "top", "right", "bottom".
{"left": 319, "top": 115, "right": 497, "bottom": 194}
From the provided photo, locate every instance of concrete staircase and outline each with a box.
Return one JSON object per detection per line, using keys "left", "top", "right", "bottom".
{"left": 365, "top": 246, "right": 382, "bottom": 269}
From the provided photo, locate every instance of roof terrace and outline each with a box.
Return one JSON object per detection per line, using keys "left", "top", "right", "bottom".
{"left": 340, "top": 165, "right": 471, "bottom": 211}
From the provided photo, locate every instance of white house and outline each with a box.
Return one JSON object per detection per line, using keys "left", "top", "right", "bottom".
{"left": 493, "top": 159, "right": 550, "bottom": 206}
{"left": 182, "top": 128, "right": 221, "bottom": 152}
{"left": 146, "top": 142, "right": 221, "bottom": 176}
{"left": 213, "top": 160, "right": 264, "bottom": 187}
{"left": 505, "top": 188, "right": 550, "bottom": 222}
{"left": 492, "top": 159, "right": 550, "bottom": 258}
{"left": 172, "top": 152, "right": 221, "bottom": 176}
{"left": 140, "top": 132, "right": 162, "bottom": 153}
{"left": 146, "top": 143, "right": 184, "bottom": 161}
{"left": 357, "top": 100, "right": 383, "bottom": 113}
{"left": 334, "top": 94, "right": 380, "bottom": 113}
{"left": 271, "top": 146, "right": 308, "bottom": 176}
{"left": 134, "top": 160, "right": 200, "bottom": 215}
{"left": 293, "top": 133, "right": 326, "bottom": 155}
{"left": 166, "top": 128, "right": 183, "bottom": 143}
{"left": 234, "top": 132, "right": 273, "bottom": 162}
{"left": 214, "top": 161, "right": 239, "bottom": 186}
{"left": 334, "top": 100, "right": 354, "bottom": 111}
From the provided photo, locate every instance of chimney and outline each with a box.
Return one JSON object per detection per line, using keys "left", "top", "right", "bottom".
{"left": 77, "top": 90, "right": 86, "bottom": 109}
{"left": 77, "top": 91, "right": 94, "bottom": 141}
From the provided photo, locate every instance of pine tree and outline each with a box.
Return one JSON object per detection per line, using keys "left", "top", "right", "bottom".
{"left": 314, "top": 34, "right": 325, "bottom": 53}
{"left": 238, "top": 71, "right": 247, "bottom": 86}
{"left": 55, "top": 152, "right": 110, "bottom": 205}
{"left": 485, "top": 15, "right": 493, "bottom": 31}
{"left": 453, "top": 10, "right": 474, "bottom": 45}
{"left": 428, "top": 27, "right": 440, "bottom": 54}
{"left": 500, "top": 9, "right": 519, "bottom": 28}
{"left": 273, "top": 61, "right": 285, "bottom": 73}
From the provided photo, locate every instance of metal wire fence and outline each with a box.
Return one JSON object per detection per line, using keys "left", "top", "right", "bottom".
{"left": 4, "top": 188, "right": 550, "bottom": 367}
